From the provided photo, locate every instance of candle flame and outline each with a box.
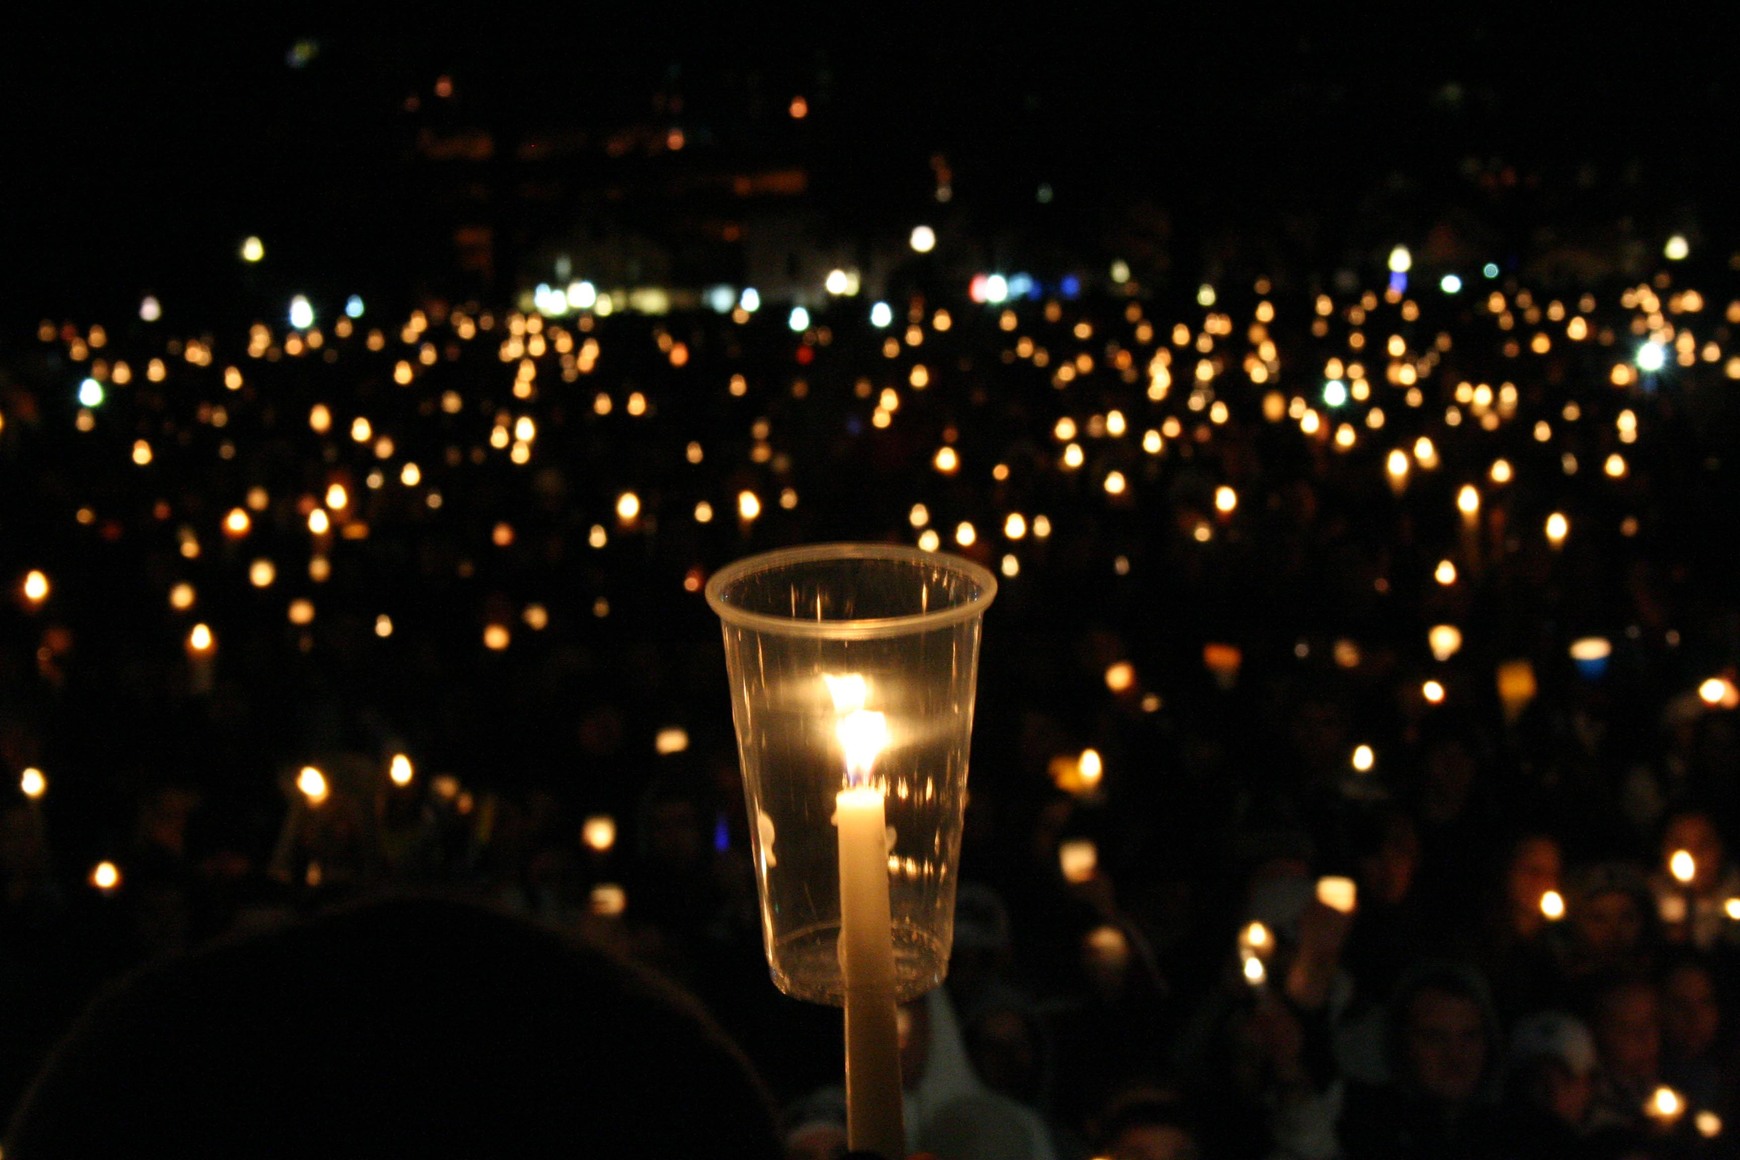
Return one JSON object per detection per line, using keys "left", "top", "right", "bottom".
{"left": 388, "top": 753, "right": 413, "bottom": 786}
{"left": 91, "top": 860, "right": 121, "bottom": 891}
{"left": 1059, "top": 839, "right": 1098, "bottom": 884}
{"left": 20, "top": 767, "right": 46, "bottom": 798}
{"left": 1316, "top": 876, "right": 1358, "bottom": 914}
{"left": 1078, "top": 748, "right": 1103, "bottom": 789}
{"left": 823, "top": 672, "right": 869, "bottom": 714}
{"left": 1671, "top": 849, "right": 1696, "bottom": 885}
{"left": 582, "top": 814, "right": 617, "bottom": 852}
{"left": 838, "top": 710, "right": 888, "bottom": 784}
{"left": 297, "top": 765, "right": 329, "bottom": 804}
{"left": 1241, "top": 921, "right": 1273, "bottom": 959}
{"left": 1541, "top": 890, "right": 1566, "bottom": 920}
{"left": 1243, "top": 954, "right": 1267, "bottom": 985}
{"left": 1650, "top": 1085, "right": 1684, "bottom": 1120}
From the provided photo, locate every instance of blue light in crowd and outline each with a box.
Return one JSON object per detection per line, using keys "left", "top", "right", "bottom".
{"left": 788, "top": 306, "right": 810, "bottom": 332}
{"left": 1007, "top": 273, "right": 1036, "bottom": 299}
{"left": 1060, "top": 274, "right": 1081, "bottom": 299}
{"left": 345, "top": 295, "right": 365, "bottom": 319}
{"left": 1388, "top": 271, "right": 1407, "bottom": 295}
{"left": 1483, "top": 263, "right": 1500, "bottom": 279}
{"left": 704, "top": 285, "right": 737, "bottom": 314}
{"left": 714, "top": 812, "right": 730, "bottom": 853}
{"left": 1440, "top": 274, "right": 1462, "bottom": 294}
{"left": 870, "top": 301, "right": 894, "bottom": 328}
{"left": 739, "top": 288, "right": 760, "bottom": 313}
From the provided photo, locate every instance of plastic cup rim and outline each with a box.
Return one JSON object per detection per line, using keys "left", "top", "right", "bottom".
{"left": 705, "top": 542, "right": 997, "bottom": 640}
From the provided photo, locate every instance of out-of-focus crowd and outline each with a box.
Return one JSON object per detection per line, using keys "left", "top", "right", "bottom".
{"left": 2, "top": 242, "right": 1738, "bottom": 1158}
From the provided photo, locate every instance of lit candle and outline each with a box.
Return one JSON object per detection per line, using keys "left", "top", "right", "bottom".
{"left": 1457, "top": 485, "right": 1481, "bottom": 569}
{"left": 186, "top": 623, "right": 216, "bottom": 696}
{"left": 1059, "top": 839, "right": 1098, "bottom": 884}
{"left": 828, "top": 675, "right": 904, "bottom": 1160}
{"left": 1647, "top": 1084, "right": 1685, "bottom": 1128}
{"left": 1316, "top": 876, "right": 1358, "bottom": 914}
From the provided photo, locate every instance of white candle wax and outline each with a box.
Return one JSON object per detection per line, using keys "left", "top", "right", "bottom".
{"left": 836, "top": 781, "right": 905, "bottom": 1160}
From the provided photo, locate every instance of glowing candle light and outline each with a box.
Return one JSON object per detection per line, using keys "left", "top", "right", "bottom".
{"left": 1570, "top": 637, "right": 1611, "bottom": 680}
{"left": 590, "top": 884, "right": 627, "bottom": 916}
{"left": 20, "top": 767, "right": 46, "bottom": 799}
{"left": 582, "top": 814, "right": 617, "bottom": 852}
{"left": 1243, "top": 954, "right": 1267, "bottom": 986}
{"left": 825, "top": 673, "right": 904, "bottom": 1160}
{"left": 90, "top": 861, "right": 121, "bottom": 893}
{"left": 1203, "top": 643, "right": 1242, "bottom": 690}
{"left": 1316, "top": 876, "right": 1358, "bottom": 914}
{"left": 388, "top": 754, "right": 413, "bottom": 787}
{"left": 1385, "top": 449, "right": 1410, "bottom": 494}
{"left": 1648, "top": 1085, "right": 1684, "bottom": 1125}
{"left": 1546, "top": 512, "right": 1569, "bottom": 548}
{"left": 187, "top": 623, "right": 216, "bottom": 695}
{"left": 1698, "top": 677, "right": 1738, "bottom": 708}
{"left": 1077, "top": 748, "right": 1103, "bottom": 793}
{"left": 1239, "top": 921, "right": 1274, "bottom": 962}
{"left": 1540, "top": 890, "right": 1566, "bottom": 920}
{"left": 1497, "top": 659, "right": 1537, "bottom": 724}
{"left": 1059, "top": 839, "right": 1098, "bottom": 884}
{"left": 22, "top": 570, "right": 49, "bottom": 604}
{"left": 297, "top": 766, "right": 329, "bottom": 805}
{"left": 1671, "top": 849, "right": 1696, "bottom": 885}
{"left": 1351, "top": 745, "right": 1375, "bottom": 773}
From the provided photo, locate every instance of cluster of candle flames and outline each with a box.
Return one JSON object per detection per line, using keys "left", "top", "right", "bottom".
{"left": 11, "top": 248, "right": 1739, "bottom": 988}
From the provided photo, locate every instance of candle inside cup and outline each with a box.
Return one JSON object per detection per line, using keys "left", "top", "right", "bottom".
{"left": 828, "top": 674, "right": 905, "bottom": 1160}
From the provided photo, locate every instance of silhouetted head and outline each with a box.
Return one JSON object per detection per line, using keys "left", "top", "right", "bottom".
{"left": 5, "top": 893, "right": 780, "bottom": 1159}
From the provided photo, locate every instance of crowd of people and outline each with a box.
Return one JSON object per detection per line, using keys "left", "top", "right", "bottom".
{"left": 1, "top": 236, "right": 1738, "bottom": 1157}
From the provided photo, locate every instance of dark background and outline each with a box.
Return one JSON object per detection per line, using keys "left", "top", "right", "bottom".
{"left": 4, "top": 9, "right": 1733, "bottom": 323}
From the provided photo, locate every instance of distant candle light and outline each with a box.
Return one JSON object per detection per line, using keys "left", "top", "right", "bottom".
{"left": 583, "top": 815, "right": 618, "bottom": 852}
{"left": 297, "top": 766, "right": 329, "bottom": 804}
{"left": 1316, "top": 876, "right": 1358, "bottom": 914}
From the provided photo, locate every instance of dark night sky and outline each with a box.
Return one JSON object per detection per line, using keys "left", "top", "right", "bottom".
{"left": 2, "top": 9, "right": 1733, "bottom": 320}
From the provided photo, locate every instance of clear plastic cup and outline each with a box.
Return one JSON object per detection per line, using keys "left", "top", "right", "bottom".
{"left": 706, "top": 543, "right": 996, "bottom": 1005}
